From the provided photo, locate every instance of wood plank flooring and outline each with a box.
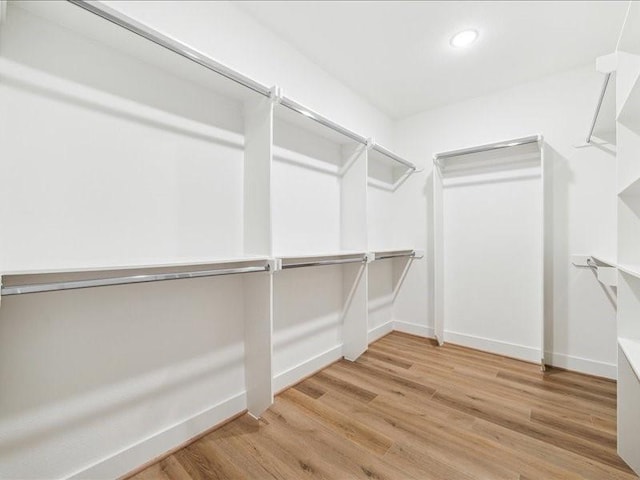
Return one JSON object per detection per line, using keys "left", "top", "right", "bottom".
{"left": 127, "top": 332, "right": 638, "bottom": 480}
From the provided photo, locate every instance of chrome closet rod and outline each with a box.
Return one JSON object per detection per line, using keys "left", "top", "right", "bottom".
{"left": 434, "top": 135, "right": 541, "bottom": 162}
{"left": 67, "top": 0, "right": 271, "bottom": 97}
{"left": 67, "top": 1, "right": 417, "bottom": 172}
{"left": 279, "top": 96, "right": 367, "bottom": 145}
{"left": 280, "top": 97, "right": 417, "bottom": 170}
{"left": 585, "top": 72, "right": 612, "bottom": 144}
{"left": 375, "top": 251, "right": 416, "bottom": 261}
{"left": 1, "top": 265, "right": 270, "bottom": 296}
{"left": 282, "top": 256, "right": 367, "bottom": 269}
{"left": 371, "top": 144, "right": 416, "bottom": 171}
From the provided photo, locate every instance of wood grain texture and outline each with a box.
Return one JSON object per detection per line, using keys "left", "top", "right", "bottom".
{"left": 127, "top": 332, "right": 638, "bottom": 480}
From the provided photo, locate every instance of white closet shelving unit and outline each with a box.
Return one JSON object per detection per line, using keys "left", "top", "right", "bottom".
{"left": 366, "top": 147, "right": 422, "bottom": 342}
{"left": 0, "top": 0, "right": 421, "bottom": 422}
{"left": 615, "top": 1, "right": 640, "bottom": 473}
{"left": 269, "top": 105, "right": 370, "bottom": 391}
{"left": 433, "top": 135, "right": 546, "bottom": 369}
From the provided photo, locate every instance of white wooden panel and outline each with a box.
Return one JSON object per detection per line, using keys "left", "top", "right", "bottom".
{"left": 272, "top": 266, "right": 343, "bottom": 387}
{"left": 368, "top": 260, "right": 394, "bottom": 335}
{"left": 342, "top": 262, "right": 367, "bottom": 360}
{"left": 243, "top": 272, "right": 273, "bottom": 417}
{"left": 0, "top": 6, "right": 245, "bottom": 272}
{"left": 618, "top": 344, "right": 640, "bottom": 474}
{"left": 244, "top": 96, "right": 273, "bottom": 256}
{"left": 271, "top": 119, "right": 342, "bottom": 255}
{"left": 433, "top": 166, "right": 445, "bottom": 345}
{"left": 0, "top": 276, "right": 247, "bottom": 479}
{"left": 340, "top": 144, "right": 368, "bottom": 359}
{"left": 441, "top": 162, "right": 542, "bottom": 357}
{"left": 340, "top": 144, "right": 367, "bottom": 251}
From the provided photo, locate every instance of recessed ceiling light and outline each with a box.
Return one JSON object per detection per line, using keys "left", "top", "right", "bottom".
{"left": 450, "top": 29, "right": 479, "bottom": 48}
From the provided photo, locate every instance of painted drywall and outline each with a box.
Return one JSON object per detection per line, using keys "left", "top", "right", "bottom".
{"left": 393, "top": 64, "right": 618, "bottom": 378}
{"left": 0, "top": 1, "right": 396, "bottom": 478}
{"left": 101, "top": 0, "right": 395, "bottom": 148}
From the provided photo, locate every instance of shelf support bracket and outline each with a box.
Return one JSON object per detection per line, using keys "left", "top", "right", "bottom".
{"left": 267, "top": 258, "right": 281, "bottom": 273}
{"left": 269, "top": 85, "right": 283, "bottom": 105}
{"left": 365, "top": 137, "right": 375, "bottom": 151}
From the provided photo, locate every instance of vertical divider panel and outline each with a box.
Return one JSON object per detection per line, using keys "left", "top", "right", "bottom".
{"left": 433, "top": 164, "right": 445, "bottom": 345}
{"left": 243, "top": 96, "right": 274, "bottom": 417}
{"left": 540, "top": 143, "right": 547, "bottom": 370}
{"left": 244, "top": 96, "right": 273, "bottom": 257}
{"left": 341, "top": 144, "right": 369, "bottom": 360}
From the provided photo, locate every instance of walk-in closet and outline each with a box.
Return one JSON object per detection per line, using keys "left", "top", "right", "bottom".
{"left": 0, "top": 1, "right": 639, "bottom": 478}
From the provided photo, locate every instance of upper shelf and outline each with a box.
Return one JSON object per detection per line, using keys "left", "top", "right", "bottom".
{"left": 373, "top": 249, "right": 424, "bottom": 261}
{"left": 13, "top": 1, "right": 415, "bottom": 173}
{"left": 12, "top": 1, "right": 266, "bottom": 103}
{"left": 434, "top": 135, "right": 542, "bottom": 175}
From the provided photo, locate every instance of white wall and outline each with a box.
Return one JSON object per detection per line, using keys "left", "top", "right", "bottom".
{"left": 0, "top": 1, "right": 395, "bottom": 478}
{"left": 394, "top": 64, "right": 618, "bottom": 378}
{"left": 102, "top": 0, "right": 395, "bottom": 147}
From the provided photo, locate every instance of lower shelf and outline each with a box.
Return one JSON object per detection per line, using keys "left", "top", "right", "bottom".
{"left": 618, "top": 341, "right": 640, "bottom": 474}
{"left": 619, "top": 337, "right": 640, "bottom": 381}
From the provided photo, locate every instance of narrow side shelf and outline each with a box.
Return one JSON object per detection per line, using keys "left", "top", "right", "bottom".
{"left": 619, "top": 175, "right": 640, "bottom": 197}
{"left": 372, "top": 249, "right": 424, "bottom": 261}
{"left": 618, "top": 263, "right": 640, "bottom": 280}
{"left": 619, "top": 338, "right": 640, "bottom": 381}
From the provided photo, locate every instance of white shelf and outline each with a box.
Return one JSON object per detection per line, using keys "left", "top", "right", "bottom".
{"left": 618, "top": 263, "right": 640, "bottom": 280}
{"left": 618, "top": 60, "right": 640, "bottom": 130}
{"left": 619, "top": 338, "right": 640, "bottom": 381}
{"left": 372, "top": 249, "right": 424, "bottom": 260}
{"left": 14, "top": 1, "right": 265, "bottom": 103}
{"left": 0, "top": 256, "right": 272, "bottom": 278}
{"left": 619, "top": 174, "right": 640, "bottom": 197}
{"left": 591, "top": 254, "right": 617, "bottom": 267}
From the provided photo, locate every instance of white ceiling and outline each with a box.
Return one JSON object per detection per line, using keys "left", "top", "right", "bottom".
{"left": 236, "top": 1, "right": 629, "bottom": 119}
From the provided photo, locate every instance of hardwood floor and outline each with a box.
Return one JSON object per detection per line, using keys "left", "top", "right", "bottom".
{"left": 128, "top": 332, "right": 638, "bottom": 480}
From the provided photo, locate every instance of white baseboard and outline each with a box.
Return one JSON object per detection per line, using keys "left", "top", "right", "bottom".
{"left": 368, "top": 321, "right": 394, "bottom": 343}
{"left": 272, "top": 344, "right": 343, "bottom": 393}
{"left": 68, "top": 334, "right": 616, "bottom": 480}
{"left": 393, "top": 320, "right": 435, "bottom": 339}
{"left": 443, "top": 330, "right": 540, "bottom": 364}
{"left": 69, "top": 392, "right": 247, "bottom": 480}
{"left": 545, "top": 351, "right": 616, "bottom": 379}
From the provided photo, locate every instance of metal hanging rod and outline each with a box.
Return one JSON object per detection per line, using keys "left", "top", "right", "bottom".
{"left": 371, "top": 144, "right": 416, "bottom": 171}
{"left": 279, "top": 97, "right": 367, "bottom": 145}
{"left": 67, "top": 1, "right": 417, "bottom": 173}
{"left": 375, "top": 251, "right": 416, "bottom": 261}
{"left": 282, "top": 256, "right": 367, "bottom": 270}
{"left": 67, "top": 0, "right": 271, "bottom": 97}
{"left": 434, "top": 135, "right": 541, "bottom": 164}
{"left": 1, "top": 265, "right": 270, "bottom": 296}
{"left": 586, "top": 257, "right": 599, "bottom": 269}
{"left": 585, "top": 72, "right": 612, "bottom": 145}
